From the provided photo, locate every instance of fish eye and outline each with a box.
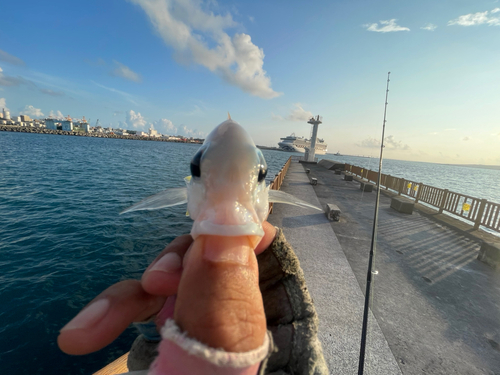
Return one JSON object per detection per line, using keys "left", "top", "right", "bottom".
{"left": 190, "top": 149, "right": 203, "bottom": 178}
{"left": 257, "top": 151, "right": 267, "bottom": 183}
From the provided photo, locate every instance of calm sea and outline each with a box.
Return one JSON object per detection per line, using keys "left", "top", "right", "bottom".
{"left": 0, "top": 132, "right": 498, "bottom": 375}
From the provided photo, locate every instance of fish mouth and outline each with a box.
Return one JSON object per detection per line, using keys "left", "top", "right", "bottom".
{"left": 191, "top": 221, "right": 264, "bottom": 248}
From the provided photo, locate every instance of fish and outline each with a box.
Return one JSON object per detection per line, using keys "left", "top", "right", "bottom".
{"left": 118, "top": 118, "right": 321, "bottom": 375}
{"left": 120, "top": 117, "right": 322, "bottom": 247}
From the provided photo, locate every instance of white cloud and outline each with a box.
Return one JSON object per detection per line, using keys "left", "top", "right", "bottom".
{"left": 361, "top": 137, "right": 380, "bottom": 148}
{"left": 0, "top": 49, "right": 25, "bottom": 66}
{"left": 448, "top": 8, "right": 500, "bottom": 26}
{"left": 153, "top": 118, "right": 177, "bottom": 134}
{"left": 49, "top": 110, "right": 64, "bottom": 119}
{"left": 287, "top": 103, "right": 313, "bottom": 121}
{"left": 178, "top": 124, "right": 205, "bottom": 138}
{"left": 125, "top": 110, "right": 148, "bottom": 129}
{"left": 122, "top": 110, "right": 205, "bottom": 137}
{"left": 364, "top": 19, "right": 410, "bottom": 33}
{"left": 20, "top": 105, "right": 44, "bottom": 118}
{"left": 40, "top": 88, "right": 65, "bottom": 97}
{"left": 130, "top": 0, "right": 281, "bottom": 99}
{"left": 0, "top": 97, "right": 8, "bottom": 110}
{"left": 360, "top": 135, "right": 410, "bottom": 150}
{"left": 385, "top": 135, "right": 410, "bottom": 150}
{"left": 421, "top": 23, "right": 437, "bottom": 31}
{"left": 111, "top": 60, "right": 142, "bottom": 83}
{"left": 272, "top": 103, "right": 313, "bottom": 122}
{"left": 0, "top": 66, "right": 32, "bottom": 87}
{"left": 271, "top": 112, "right": 284, "bottom": 121}
{"left": 92, "top": 81, "right": 138, "bottom": 105}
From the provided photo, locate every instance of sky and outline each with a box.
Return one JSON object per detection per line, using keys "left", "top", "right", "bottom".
{"left": 1, "top": 0, "right": 499, "bottom": 165}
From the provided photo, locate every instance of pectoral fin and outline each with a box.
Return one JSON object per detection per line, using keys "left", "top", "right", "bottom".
{"left": 120, "top": 187, "right": 188, "bottom": 214}
{"left": 268, "top": 189, "right": 322, "bottom": 211}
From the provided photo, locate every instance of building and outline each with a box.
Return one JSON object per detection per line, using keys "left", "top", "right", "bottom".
{"left": 2, "top": 108, "right": 10, "bottom": 120}
{"left": 61, "top": 119, "right": 73, "bottom": 131}
{"left": 149, "top": 127, "right": 159, "bottom": 137}
{"left": 20, "top": 115, "right": 31, "bottom": 122}
{"left": 73, "top": 120, "right": 90, "bottom": 133}
{"left": 45, "top": 119, "right": 57, "bottom": 130}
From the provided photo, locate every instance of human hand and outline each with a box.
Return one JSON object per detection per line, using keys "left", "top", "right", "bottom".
{"left": 57, "top": 221, "right": 277, "bottom": 356}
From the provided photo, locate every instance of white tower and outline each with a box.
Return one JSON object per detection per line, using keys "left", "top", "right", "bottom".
{"left": 305, "top": 115, "right": 322, "bottom": 162}
{"left": 3, "top": 108, "right": 11, "bottom": 120}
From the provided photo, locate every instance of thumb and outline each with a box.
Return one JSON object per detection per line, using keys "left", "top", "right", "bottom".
{"left": 173, "top": 235, "right": 267, "bottom": 353}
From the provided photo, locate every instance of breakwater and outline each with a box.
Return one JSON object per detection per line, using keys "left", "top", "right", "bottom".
{"left": 0, "top": 125, "right": 202, "bottom": 143}
{"left": 345, "top": 163, "right": 500, "bottom": 235}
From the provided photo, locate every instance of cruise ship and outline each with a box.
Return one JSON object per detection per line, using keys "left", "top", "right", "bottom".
{"left": 278, "top": 133, "right": 328, "bottom": 155}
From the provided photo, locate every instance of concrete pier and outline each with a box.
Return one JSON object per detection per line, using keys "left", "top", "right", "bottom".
{"left": 268, "top": 159, "right": 500, "bottom": 375}
{"left": 267, "top": 161, "right": 401, "bottom": 374}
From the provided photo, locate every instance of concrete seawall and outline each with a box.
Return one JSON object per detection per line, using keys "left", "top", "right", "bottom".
{"left": 271, "top": 159, "right": 500, "bottom": 374}
{"left": 0, "top": 125, "right": 202, "bottom": 143}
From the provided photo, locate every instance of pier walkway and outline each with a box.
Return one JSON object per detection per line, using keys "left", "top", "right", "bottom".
{"left": 268, "top": 159, "right": 500, "bottom": 375}
{"left": 267, "top": 161, "right": 401, "bottom": 374}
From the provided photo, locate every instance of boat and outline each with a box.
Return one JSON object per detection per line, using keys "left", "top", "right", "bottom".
{"left": 334, "top": 151, "right": 342, "bottom": 156}
{"left": 277, "top": 133, "right": 328, "bottom": 155}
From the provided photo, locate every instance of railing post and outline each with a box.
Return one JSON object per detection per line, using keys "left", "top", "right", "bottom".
{"left": 474, "top": 199, "right": 487, "bottom": 230}
{"left": 439, "top": 189, "right": 449, "bottom": 213}
{"left": 415, "top": 182, "right": 423, "bottom": 203}
{"left": 398, "top": 178, "right": 404, "bottom": 196}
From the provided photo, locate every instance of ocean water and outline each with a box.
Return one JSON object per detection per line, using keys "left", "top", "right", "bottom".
{"left": 0, "top": 132, "right": 292, "bottom": 375}
{"left": 0, "top": 132, "right": 498, "bottom": 375}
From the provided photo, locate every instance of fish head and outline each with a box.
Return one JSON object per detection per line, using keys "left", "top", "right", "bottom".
{"left": 186, "top": 119, "right": 269, "bottom": 248}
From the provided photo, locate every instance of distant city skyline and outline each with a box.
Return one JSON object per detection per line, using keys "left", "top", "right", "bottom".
{"left": 1, "top": 0, "right": 499, "bottom": 165}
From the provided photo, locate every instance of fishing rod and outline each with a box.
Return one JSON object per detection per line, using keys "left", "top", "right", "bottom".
{"left": 357, "top": 71, "right": 391, "bottom": 375}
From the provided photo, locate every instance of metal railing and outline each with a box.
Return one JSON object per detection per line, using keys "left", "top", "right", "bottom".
{"left": 268, "top": 156, "right": 292, "bottom": 215}
{"left": 345, "top": 163, "right": 500, "bottom": 233}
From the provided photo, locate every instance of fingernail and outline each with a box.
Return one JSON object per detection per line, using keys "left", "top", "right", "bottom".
{"left": 202, "top": 236, "right": 252, "bottom": 265}
{"left": 60, "top": 298, "right": 109, "bottom": 331}
{"left": 150, "top": 252, "right": 182, "bottom": 274}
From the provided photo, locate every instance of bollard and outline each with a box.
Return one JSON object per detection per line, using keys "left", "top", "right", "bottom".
{"left": 325, "top": 203, "right": 341, "bottom": 221}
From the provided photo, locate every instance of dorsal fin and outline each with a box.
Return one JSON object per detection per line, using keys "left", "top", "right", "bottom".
{"left": 227, "top": 112, "right": 231, "bottom": 120}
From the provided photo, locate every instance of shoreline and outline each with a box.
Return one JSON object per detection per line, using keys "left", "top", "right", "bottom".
{"left": 0, "top": 125, "right": 203, "bottom": 144}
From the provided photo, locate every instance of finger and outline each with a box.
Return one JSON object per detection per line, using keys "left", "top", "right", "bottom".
{"left": 142, "top": 224, "right": 274, "bottom": 297}
{"left": 142, "top": 234, "right": 193, "bottom": 296}
{"left": 58, "top": 280, "right": 165, "bottom": 355}
{"left": 255, "top": 221, "right": 276, "bottom": 255}
{"left": 174, "top": 235, "right": 267, "bottom": 353}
